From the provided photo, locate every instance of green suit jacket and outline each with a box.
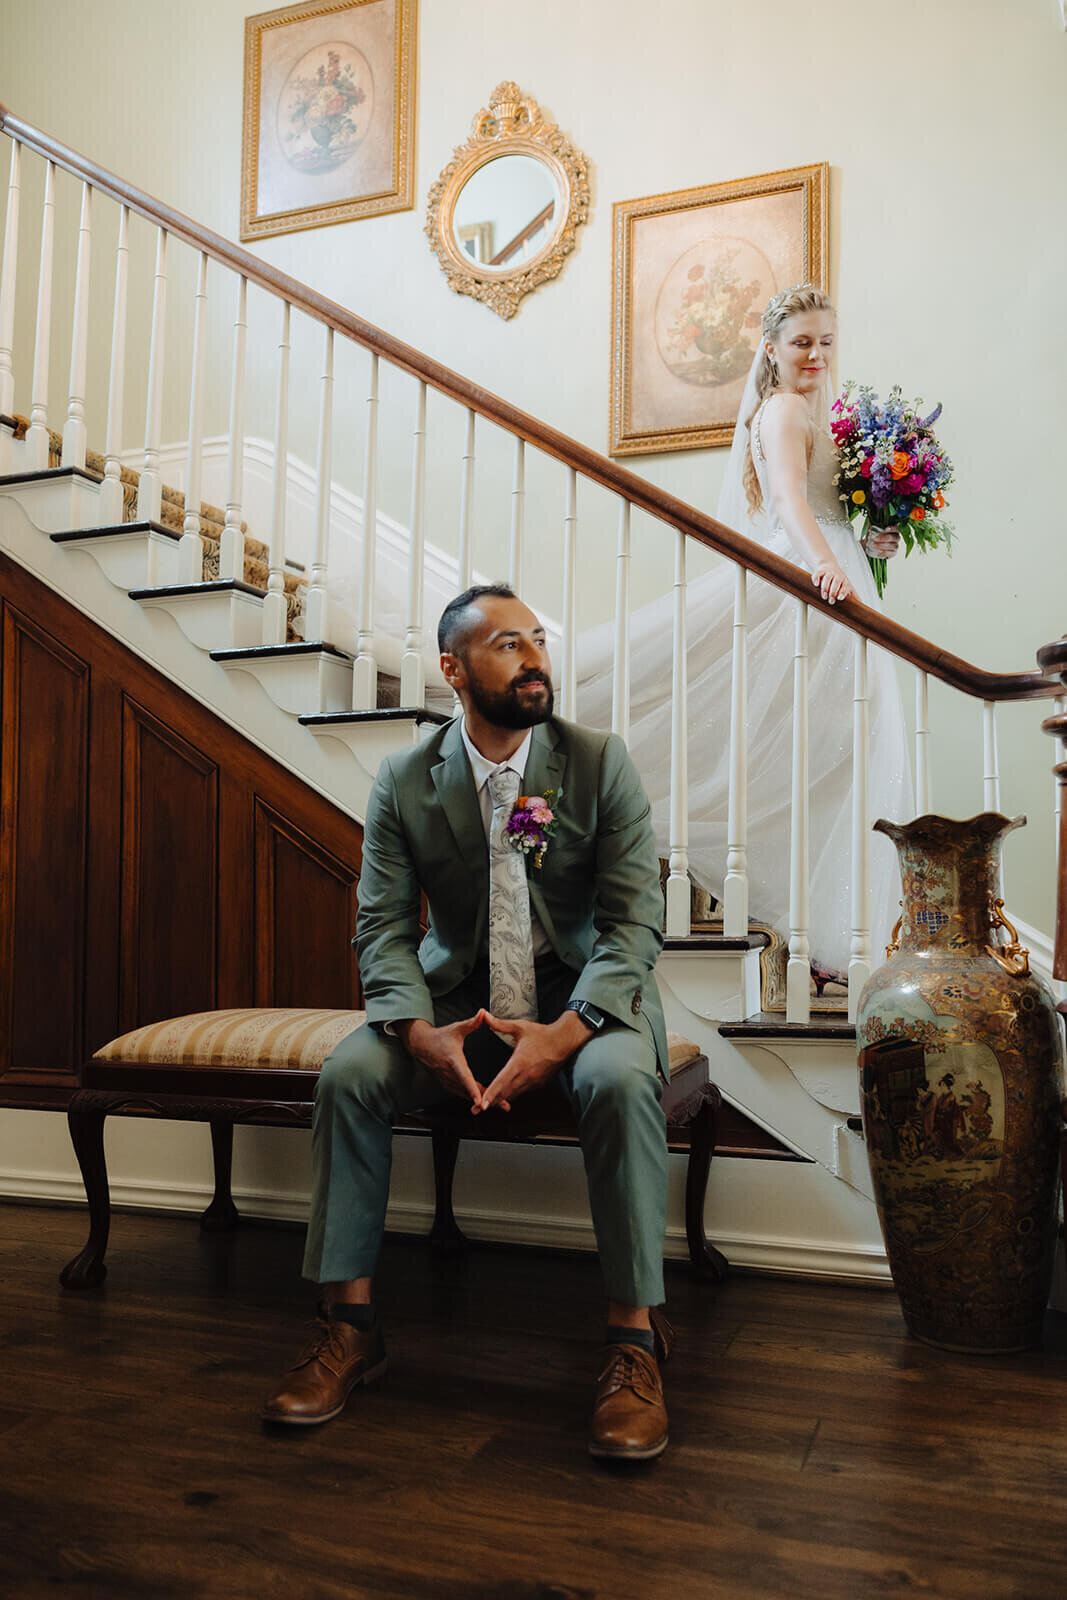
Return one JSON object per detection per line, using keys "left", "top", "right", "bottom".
{"left": 354, "top": 716, "right": 668, "bottom": 1074}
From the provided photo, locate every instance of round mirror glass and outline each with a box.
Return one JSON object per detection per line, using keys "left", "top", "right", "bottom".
{"left": 451, "top": 154, "right": 559, "bottom": 273}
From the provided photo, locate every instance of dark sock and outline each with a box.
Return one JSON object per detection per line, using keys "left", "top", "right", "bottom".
{"left": 605, "top": 1323, "right": 654, "bottom": 1354}
{"left": 330, "top": 1302, "right": 376, "bottom": 1330}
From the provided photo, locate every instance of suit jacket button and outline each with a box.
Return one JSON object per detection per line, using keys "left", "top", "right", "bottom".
{"left": 631, "top": 991, "right": 642, "bottom": 1014}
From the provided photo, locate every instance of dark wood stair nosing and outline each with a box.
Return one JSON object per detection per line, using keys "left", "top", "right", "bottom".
{"left": 210, "top": 642, "right": 354, "bottom": 663}
{"left": 299, "top": 707, "right": 452, "bottom": 727}
{"left": 52, "top": 521, "right": 181, "bottom": 544}
{"left": 663, "top": 932, "right": 769, "bottom": 952}
{"left": 719, "top": 1013, "right": 856, "bottom": 1042}
{"left": 130, "top": 579, "right": 266, "bottom": 601}
{"left": 0, "top": 464, "right": 102, "bottom": 487}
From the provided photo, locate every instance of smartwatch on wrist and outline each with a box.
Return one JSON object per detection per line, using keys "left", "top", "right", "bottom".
{"left": 566, "top": 1000, "right": 607, "bottom": 1034}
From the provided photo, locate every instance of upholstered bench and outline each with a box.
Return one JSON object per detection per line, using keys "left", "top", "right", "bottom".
{"left": 59, "top": 1008, "right": 728, "bottom": 1291}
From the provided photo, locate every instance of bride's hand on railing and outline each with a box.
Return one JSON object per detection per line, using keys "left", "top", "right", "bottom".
{"left": 863, "top": 527, "right": 901, "bottom": 559}
{"left": 812, "top": 560, "right": 853, "bottom": 605}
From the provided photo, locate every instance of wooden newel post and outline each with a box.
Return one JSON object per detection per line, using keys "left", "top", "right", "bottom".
{"left": 1037, "top": 636, "right": 1067, "bottom": 981}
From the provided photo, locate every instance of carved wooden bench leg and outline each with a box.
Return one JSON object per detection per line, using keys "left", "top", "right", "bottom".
{"left": 60, "top": 1093, "right": 111, "bottom": 1289}
{"left": 429, "top": 1124, "right": 469, "bottom": 1254}
{"left": 684, "top": 1099, "right": 729, "bottom": 1283}
{"left": 200, "top": 1118, "right": 241, "bottom": 1233}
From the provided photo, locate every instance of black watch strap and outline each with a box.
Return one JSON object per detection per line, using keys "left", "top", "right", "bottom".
{"left": 566, "top": 1000, "right": 607, "bottom": 1033}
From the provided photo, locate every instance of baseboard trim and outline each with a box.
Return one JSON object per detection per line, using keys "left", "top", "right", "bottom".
{"left": 0, "top": 1170, "right": 891, "bottom": 1285}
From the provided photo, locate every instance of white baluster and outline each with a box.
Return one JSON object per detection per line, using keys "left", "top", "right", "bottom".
{"left": 178, "top": 252, "right": 208, "bottom": 582}
{"left": 848, "top": 635, "right": 871, "bottom": 1021}
{"left": 305, "top": 326, "right": 334, "bottom": 643}
{"left": 98, "top": 204, "right": 130, "bottom": 525}
{"left": 457, "top": 407, "right": 475, "bottom": 593}
{"left": 137, "top": 228, "right": 168, "bottom": 527}
{"left": 787, "top": 600, "right": 811, "bottom": 1023}
{"left": 560, "top": 468, "right": 577, "bottom": 719}
{"left": 26, "top": 160, "right": 56, "bottom": 470}
{"left": 914, "top": 669, "right": 931, "bottom": 813}
{"left": 401, "top": 380, "right": 427, "bottom": 705}
{"left": 508, "top": 436, "right": 524, "bottom": 590}
{"left": 262, "top": 299, "right": 291, "bottom": 645}
{"left": 352, "top": 353, "right": 379, "bottom": 708}
{"left": 611, "top": 498, "right": 631, "bottom": 743}
{"left": 723, "top": 564, "right": 749, "bottom": 937}
{"left": 665, "top": 530, "right": 690, "bottom": 937}
{"left": 60, "top": 181, "right": 92, "bottom": 471}
{"left": 219, "top": 275, "right": 247, "bottom": 583}
{"left": 0, "top": 138, "right": 22, "bottom": 472}
{"left": 983, "top": 699, "right": 1001, "bottom": 812}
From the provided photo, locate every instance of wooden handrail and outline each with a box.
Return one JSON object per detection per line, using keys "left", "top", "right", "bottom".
{"left": 490, "top": 201, "right": 554, "bottom": 267}
{"left": 0, "top": 103, "right": 1054, "bottom": 703}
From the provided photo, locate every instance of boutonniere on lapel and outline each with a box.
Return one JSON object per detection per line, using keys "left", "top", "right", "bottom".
{"left": 505, "top": 790, "right": 561, "bottom": 871}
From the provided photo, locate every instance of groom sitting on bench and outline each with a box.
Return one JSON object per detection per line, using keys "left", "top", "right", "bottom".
{"left": 264, "top": 583, "right": 674, "bottom": 1461}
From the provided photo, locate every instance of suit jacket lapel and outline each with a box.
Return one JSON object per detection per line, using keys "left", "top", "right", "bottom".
{"left": 524, "top": 721, "right": 567, "bottom": 941}
{"left": 430, "top": 720, "right": 488, "bottom": 899}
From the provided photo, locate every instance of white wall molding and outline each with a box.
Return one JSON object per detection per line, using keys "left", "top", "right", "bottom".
{"left": 0, "top": 1164, "right": 893, "bottom": 1285}
{"left": 1013, "top": 913, "right": 1065, "bottom": 1001}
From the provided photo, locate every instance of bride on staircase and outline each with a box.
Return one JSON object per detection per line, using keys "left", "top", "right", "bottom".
{"left": 578, "top": 284, "right": 912, "bottom": 979}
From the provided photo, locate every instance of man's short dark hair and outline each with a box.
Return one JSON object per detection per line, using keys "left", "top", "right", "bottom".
{"left": 437, "top": 583, "right": 516, "bottom": 657}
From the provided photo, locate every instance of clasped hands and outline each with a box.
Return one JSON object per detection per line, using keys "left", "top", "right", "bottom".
{"left": 396, "top": 1010, "right": 594, "bottom": 1115}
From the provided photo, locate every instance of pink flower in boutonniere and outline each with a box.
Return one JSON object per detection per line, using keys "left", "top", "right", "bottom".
{"left": 505, "top": 789, "right": 560, "bottom": 870}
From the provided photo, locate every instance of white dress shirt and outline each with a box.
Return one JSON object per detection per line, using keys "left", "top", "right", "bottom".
{"left": 460, "top": 716, "right": 551, "bottom": 957}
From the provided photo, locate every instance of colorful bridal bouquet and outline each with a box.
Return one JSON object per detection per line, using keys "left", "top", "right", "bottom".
{"left": 505, "top": 790, "right": 560, "bottom": 870}
{"left": 831, "top": 382, "right": 955, "bottom": 599}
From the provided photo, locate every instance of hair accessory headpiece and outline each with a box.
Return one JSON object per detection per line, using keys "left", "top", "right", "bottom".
{"left": 760, "top": 283, "right": 818, "bottom": 337}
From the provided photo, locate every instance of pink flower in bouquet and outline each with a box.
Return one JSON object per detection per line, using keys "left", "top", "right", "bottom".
{"left": 900, "top": 472, "right": 925, "bottom": 494}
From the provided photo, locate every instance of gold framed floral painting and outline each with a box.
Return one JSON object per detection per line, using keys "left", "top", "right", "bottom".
{"left": 241, "top": 0, "right": 417, "bottom": 240}
{"left": 609, "top": 163, "right": 828, "bottom": 456}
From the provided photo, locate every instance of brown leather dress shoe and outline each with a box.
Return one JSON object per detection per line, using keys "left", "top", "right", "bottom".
{"left": 263, "top": 1311, "right": 387, "bottom": 1426}
{"left": 588, "top": 1342, "right": 668, "bottom": 1461}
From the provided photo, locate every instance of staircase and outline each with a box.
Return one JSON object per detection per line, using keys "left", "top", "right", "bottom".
{"left": 0, "top": 102, "right": 1062, "bottom": 1280}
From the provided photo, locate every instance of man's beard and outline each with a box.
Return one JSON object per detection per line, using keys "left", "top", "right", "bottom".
{"left": 465, "top": 670, "right": 554, "bottom": 730}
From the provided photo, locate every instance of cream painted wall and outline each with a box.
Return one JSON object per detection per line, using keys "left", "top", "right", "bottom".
{"left": 1, "top": 0, "right": 1065, "bottom": 935}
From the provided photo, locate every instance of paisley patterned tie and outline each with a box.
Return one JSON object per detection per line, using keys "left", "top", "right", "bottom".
{"left": 487, "top": 767, "right": 538, "bottom": 1020}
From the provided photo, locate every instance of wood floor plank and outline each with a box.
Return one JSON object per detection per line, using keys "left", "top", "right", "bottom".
{"left": 3, "top": 1200, "right": 1067, "bottom": 1600}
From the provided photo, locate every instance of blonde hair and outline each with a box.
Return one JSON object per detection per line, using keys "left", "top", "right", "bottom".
{"left": 742, "top": 285, "right": 835, "bottom": 516}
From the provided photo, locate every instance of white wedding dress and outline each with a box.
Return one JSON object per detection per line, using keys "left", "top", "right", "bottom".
{"left": 577, "top": 391, "right": 912, "bottom": 974}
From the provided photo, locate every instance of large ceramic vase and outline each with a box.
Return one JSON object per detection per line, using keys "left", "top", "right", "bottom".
{"left": 856, "top": 813, "right": 1065, "bottom": 1353}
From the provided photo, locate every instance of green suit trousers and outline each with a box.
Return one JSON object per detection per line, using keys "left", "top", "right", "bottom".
{"left": 303, "top": 957, "right": 669, "bottom": 1308}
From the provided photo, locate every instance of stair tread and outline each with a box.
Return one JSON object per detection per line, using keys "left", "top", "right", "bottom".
{"left": 1, "top": 464, "right": 102, "bottom": 486}
{"left": 211, "top": 641, "right": 353, "bottom": 662}
{"left": 720, "top": 1012, "right": 855, "bottom": 1040}
{"left": 299, "top": 707, "right": 451, "bottom": 726}
{"left": 130, "top": 579, "right": 265, "bottom": 600}
{"left": 52, "top": 521, "right": 180, "bottom": 543}
{"left": 663, "top": 929, "right": 768, "bottom": 952}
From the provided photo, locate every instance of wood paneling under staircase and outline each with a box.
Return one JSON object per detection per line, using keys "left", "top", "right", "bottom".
{"left": 0, "top": 546, "right": 793, "bottom": 1165}
{"left": 0, "top": 550, "right": 363, "bottom": 1111}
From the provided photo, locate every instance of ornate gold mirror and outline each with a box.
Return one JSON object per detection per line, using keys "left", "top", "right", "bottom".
{"left": 426, "top": 83, "right": 591, "bottom": 320}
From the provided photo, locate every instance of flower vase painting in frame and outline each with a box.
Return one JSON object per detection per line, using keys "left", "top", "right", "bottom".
{"left": 609, "top": 164, "right": 827, "bottom": 456}
{"left": 241, "top": 0, "right": 417, "bottom": 241}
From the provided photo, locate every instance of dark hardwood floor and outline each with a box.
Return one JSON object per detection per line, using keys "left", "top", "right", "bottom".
{"left": 2, "top": 1201, "right": 1067, "bottom": 1600}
